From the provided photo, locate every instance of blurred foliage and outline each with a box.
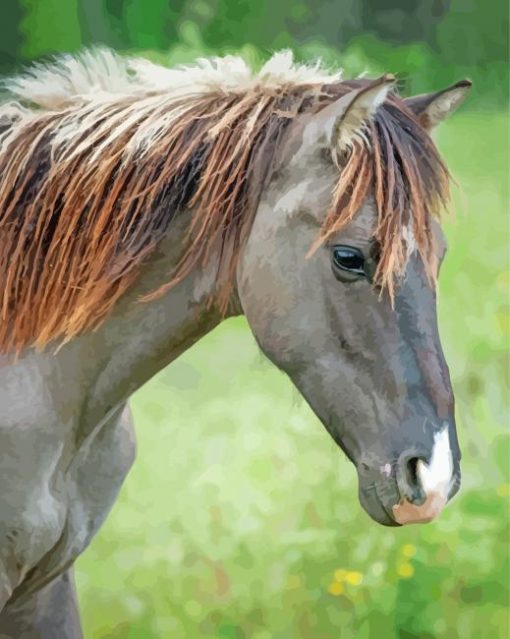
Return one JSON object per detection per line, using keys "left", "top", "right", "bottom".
{"left": 0, "top": 1, "right": 508, "bottom": 638}
{"left": 1, "top": 0, "right": 509, "bottom": 105}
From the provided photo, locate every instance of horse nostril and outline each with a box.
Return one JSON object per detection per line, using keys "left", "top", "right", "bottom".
{"left": 400, "top": 455, "right": 427, "bottom": 506}
{"left": 407, "top": 457, "right": 419, "bottom": 485}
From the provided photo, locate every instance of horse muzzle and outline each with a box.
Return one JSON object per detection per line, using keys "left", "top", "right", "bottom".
{"left": 357, "top": 426, "right": 460, "bottom": 526}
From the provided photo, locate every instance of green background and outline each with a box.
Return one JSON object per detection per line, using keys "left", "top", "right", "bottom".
{"left": 1, "top": 2, "right": 508, "bottom": 638}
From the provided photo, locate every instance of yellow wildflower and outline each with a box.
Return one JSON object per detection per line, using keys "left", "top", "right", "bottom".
{"left": 401, "top": 543, "right": 417, "bottom": 558}
{"left": 344, "top": 571, "right": 363, "bottom": 586}
{"left": 497, "top": 484, "right": 510, "bottom": 497}
{"left": 328, "top": 581, "right": 345, "bottom": 596}
{"left": 397, "top": 562, "right": 414, "bottom": 578}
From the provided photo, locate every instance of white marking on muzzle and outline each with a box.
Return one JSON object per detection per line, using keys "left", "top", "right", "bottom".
{"left": 417, "top": 427, "right": 453, "bottom": 498}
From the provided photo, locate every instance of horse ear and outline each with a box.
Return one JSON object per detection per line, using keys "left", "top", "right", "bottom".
{"left": 405, "top": 80, "right": 472, "bottom": 130}
{"left": 301, "top": 74, "right": 396, "bottom": 155}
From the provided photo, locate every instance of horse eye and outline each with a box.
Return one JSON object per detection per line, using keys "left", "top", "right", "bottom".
{"left": 332, "top": 246, "right": 366, "bottom": 277}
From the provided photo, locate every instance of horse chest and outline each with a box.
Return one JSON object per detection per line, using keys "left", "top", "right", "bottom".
{"left": 55, "top": 405, "right": 137, "bottom": 570}
{"left": 0, "top": 404, "right": 136, "bottom": 604}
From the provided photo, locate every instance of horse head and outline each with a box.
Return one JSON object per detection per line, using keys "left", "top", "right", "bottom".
{"left": 236, "top": 78, "right": 471, "bottom": 526}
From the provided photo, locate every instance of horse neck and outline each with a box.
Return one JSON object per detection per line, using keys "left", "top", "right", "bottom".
{"left": 53, "top": 218, "right": 234, "bottom": 434}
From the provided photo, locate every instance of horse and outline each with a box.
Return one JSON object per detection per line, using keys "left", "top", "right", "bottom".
{"left": 0, "top": 48, "right": 470, "bottom": 637}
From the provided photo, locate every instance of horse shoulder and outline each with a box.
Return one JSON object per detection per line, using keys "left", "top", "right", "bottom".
{"left": 0, "top": 353, "right": 136, "bottom": 609}
{"left": 14, "top": 403, "right": 136, "bottom": 602}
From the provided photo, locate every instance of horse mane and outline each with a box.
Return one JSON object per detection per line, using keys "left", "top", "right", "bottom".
{"left": 0, "top": 48, "right": 449, "bottom": 353}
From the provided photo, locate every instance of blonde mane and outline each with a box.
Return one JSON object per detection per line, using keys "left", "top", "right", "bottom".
{"left": 0, "top": 49, "right": 449, "bottom": 353}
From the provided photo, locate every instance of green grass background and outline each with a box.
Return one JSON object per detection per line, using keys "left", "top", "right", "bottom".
{"left": 1, "top": 1, "right": 507, "bottom": 635}
{"left": 74, "top": 111, "right": 509, "bottom": 638}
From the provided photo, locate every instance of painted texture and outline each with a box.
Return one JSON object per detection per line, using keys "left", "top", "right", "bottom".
{"left": 0, "top": 2, "right": 508, "bottom": 638}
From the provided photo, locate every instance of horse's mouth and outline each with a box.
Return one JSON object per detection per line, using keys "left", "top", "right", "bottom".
{"left": 358, "top": 470, "right": 461, "bottom": 527}
{"left": 358, "top": 483, "right": 401, "bottom": 527}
